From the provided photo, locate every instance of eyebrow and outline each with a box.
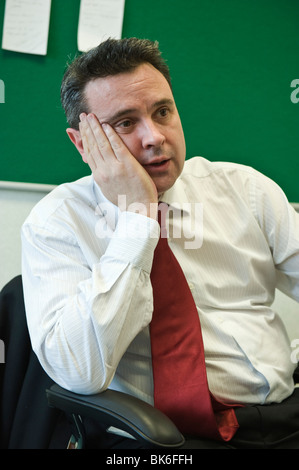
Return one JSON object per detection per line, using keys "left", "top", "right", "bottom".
{"left": 102, "top": 98, "right": 175, "bottom": 125}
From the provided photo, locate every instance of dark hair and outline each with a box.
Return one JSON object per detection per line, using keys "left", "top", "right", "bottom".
{"left": 61, "top": 37, "right": 172, "bottom": 129}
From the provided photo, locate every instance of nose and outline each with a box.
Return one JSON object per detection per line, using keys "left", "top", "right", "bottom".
{"left": 140, "top": 120, "right": 165, "bottom": 149}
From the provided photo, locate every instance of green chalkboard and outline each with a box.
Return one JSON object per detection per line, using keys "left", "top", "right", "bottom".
{"left": 1, "top": 0, "right": 298, "bottom": 201}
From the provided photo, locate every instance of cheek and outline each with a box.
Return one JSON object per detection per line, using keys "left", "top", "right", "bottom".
{"left": 176, "top": 126, "right": 186, "bottom": 157}
{"left": 117, "top": 134, "right": 141, "bottom": 160}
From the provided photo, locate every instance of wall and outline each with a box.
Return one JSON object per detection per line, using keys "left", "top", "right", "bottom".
{"left": 0, "top": 184, "right": 55, "bottom": 290}
{"left": 0, "top": 0, "right": 299, "bottom": 201}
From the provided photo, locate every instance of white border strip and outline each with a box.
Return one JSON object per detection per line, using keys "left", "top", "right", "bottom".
{"left": 0, "top": 180, "right": 57, "bottom": 193}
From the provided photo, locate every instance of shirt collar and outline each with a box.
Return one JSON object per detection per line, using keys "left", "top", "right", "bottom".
{"left": 159, "top": 174, "right": 191, "bottom": 215}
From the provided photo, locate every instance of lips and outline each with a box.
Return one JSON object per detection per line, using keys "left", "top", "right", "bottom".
{"left": 143, "top": 157, "right": 170, "bottom": 170}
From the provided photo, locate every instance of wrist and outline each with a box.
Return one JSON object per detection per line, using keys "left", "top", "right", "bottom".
{"left": 106, "top": 211, "right": 160, "bottom": 271}
{"left": 128, "top": 202, "right": 158, "bottom": 220}
{"left": 118, "top": 196, "right": 158, "bottom": 220}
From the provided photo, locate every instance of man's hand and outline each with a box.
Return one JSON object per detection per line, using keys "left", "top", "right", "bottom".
{"left": 79, "top": 113, "right": 158, "bottom": 219}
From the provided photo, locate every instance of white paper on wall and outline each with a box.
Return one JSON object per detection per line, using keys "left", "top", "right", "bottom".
{"left": 2, "top": 0, "right": 52, "bottom": 56}
{"left": 78, "top": 0, "right": 125, "bottom": 52}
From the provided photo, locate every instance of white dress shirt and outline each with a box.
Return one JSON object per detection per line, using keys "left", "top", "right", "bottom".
{"left": 21, "top": 157, "right": 299, "bottom": 406}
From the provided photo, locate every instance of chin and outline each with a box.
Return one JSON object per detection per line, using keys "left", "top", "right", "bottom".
{"left": 156, "top": 179, "right": 176, "bottom": 196}
{"left": 155, "top": 169, "right": 183, "bottom": 195}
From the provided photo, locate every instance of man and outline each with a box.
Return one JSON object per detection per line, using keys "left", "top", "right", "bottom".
{"left": 22, "top": 38, "right": 299, "bottom": 448}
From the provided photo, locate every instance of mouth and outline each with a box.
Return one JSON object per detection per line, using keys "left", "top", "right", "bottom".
{"left": 143, "top": 158, "right": 171, "bottom": 172}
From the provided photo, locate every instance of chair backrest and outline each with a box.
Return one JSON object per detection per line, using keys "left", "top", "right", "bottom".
{"left": 0, "top": 275, "right": 61, "bottom": 448}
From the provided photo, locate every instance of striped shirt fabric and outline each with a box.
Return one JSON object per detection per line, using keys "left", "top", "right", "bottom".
{"left": 22, "top": 157, "right": 299, "bottom": 405}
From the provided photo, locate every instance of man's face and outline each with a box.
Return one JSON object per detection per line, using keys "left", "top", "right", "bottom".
{"left": 83, "top": 63, "right": 186, "bottom": 195}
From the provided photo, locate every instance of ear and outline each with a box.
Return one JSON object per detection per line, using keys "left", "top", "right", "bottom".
{"left": 66, "top": 128, "right": 88, "bottom": 163}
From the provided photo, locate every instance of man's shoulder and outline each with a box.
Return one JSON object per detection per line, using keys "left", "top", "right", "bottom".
{"left": 183, "top": 156, "right": 255, "bottom": 178}
{"left": 23, "top": 175, "right": 95, "bottom": 229}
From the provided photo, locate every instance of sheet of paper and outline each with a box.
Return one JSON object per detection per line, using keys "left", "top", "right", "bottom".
{"left": 78, "top": 0, "right": 125, "bottom": 52}
{"left": 1, "top": 0, "right": 52, "bottom": 55}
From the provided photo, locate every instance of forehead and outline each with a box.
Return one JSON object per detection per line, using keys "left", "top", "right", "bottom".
{"left": 84, "top": 63, "right": 173, "bottom": 120}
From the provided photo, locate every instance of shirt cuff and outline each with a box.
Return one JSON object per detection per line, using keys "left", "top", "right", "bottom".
{"left": 104, "top": 211, "right": 160, "bottom": 273}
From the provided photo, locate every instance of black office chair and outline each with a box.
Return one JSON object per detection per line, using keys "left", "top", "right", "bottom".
{"left": 0, "top": 275, "right": 184, "bottom": 449}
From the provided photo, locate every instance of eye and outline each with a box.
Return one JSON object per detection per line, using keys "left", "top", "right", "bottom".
{"left": 155, "top": 106, "right": 172, "bottom": 122}
{"left": 118, "top": 119, "right": 133, "bottom": 128}
{"left": 113, "top": 119, "right": 135, "bottom": 133}
{"left": 158, "top": 107, "right": 169, "bottom": 118}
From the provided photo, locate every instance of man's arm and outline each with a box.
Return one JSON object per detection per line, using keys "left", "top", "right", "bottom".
{"left": 22, "top": 207, "right": 159, "bottom": 395}
{"left": 22, "top": 114, "right": 161, "bottom": 395}
{"left": 254, "top": 170, "right": 299, "bottom": 301}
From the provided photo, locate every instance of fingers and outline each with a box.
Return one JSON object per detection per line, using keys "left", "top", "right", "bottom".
{"left": 78, "top": 113, "right": 158, "bottom": 211}
{"left": 79, "top": 115, "right": 97, "bottom": 171}
{"left": 79, "top": 113, "right": 117, "bottom": 168}
{"left": 101, "top": 122, "right": 134, "bottom": 163}
{"left": 79, "top": 113, "right": 132, "bottom": 165}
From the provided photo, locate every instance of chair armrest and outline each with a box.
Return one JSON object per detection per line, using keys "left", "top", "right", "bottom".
{"left": 46, "top": 384, "right": 185, "bottom": 448}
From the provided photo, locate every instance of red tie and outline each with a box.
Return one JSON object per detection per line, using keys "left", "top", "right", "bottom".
{"left": 150, "top": 203, "right": 239, "bottom": 441}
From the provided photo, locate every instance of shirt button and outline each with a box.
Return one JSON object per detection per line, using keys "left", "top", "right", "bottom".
{"left": 188, "top": 282, "right": 194, "bottom": 290}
